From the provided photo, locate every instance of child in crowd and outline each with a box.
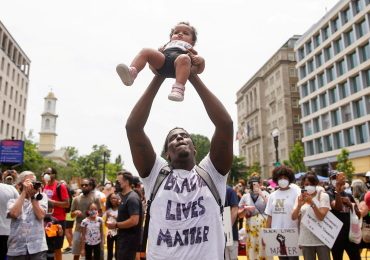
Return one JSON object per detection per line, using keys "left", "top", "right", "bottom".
{"left": 81, "top": 203, "right": 104, "bottom": 260}
{"left": 104, "top": 193, "right": 120, "bottom": 260}
{"left": 44, "top": 202, "right": 64, "bottom": 260}
{"left": 116, "top": 21, "right": 205, "bottom": 102}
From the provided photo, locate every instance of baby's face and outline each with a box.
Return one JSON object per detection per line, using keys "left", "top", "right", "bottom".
{"left": 171, "top": 24, "right": 194, "bottom": 45}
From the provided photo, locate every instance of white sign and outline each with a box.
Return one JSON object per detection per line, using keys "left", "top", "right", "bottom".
{"left": 261, "top": 228, "right": 301, "bottom": 256}
{"left": 222, "top": 206, "right": 233, "bottom": 246}
{"left": 301, "top": 208, "right": 343, "bottom": 248}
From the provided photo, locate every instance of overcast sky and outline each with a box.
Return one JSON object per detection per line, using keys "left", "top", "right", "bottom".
{"left": 1, "top": 0, "right": 338, "bottom": 174}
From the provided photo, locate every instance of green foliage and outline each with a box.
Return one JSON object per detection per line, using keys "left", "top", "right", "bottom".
{"left": 336, "top": 148, "right": 355, "bottom": 181}
{"left": 246, "top": 161, "right": 261, "bottom": 177}
{"left": 190, "top": 134, "right": 210, "bottom": 164}
{"left": 285, "top": 142, "right": 307, "bottom": 173}
{"left": 228, "top": 155, "right": 247, "bottom": 185}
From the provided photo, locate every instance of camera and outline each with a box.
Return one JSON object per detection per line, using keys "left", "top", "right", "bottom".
{"left": 32, "top": 181, "right": 42, "bottom": 190}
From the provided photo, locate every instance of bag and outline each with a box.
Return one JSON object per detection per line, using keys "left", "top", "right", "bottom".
{"left": 362, "top": 212, "right": 370, "bottom": 243}
{"left": 56, "top": 183, "right": 71, "bottom": 213}
{"left": 349, "top": 203, "right": 362, "bottom": 244}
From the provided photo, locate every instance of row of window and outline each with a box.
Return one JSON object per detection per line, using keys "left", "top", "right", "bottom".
{"left": 1, "top": 100, "right": 25, "bottom": 126}
{"left": 305, "top": 122, "right": 370, "bottom": 155}
{"left": 0, "top": 28, "right": 30, "bottom": 76}
{"left": 0, "top": 58, "right": 29, "bottom": 92}
{"left": 0, "top": 77, "right": 27, "bottom": 109}
{"left": 303, "top": 95, "right": 370, "bottom": 136}
{"left": 0, "top": 119, "right": 24, "bottom": 140}
{"left": 299, "top": 34, "right": 370, "bottom": 81}
{"left": 297, "top": 0, "right": 369, "bottom": 60}
{"left": 301, "top": 68, "right": 370, "bottom": 116}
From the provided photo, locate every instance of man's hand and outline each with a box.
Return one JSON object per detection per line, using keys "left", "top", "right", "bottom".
{"left": 73, "top": 210, "right": 83, "bottom": 217}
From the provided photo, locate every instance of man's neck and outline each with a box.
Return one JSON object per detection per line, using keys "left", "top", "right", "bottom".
{"left": 171, "top": 161, "right": 195, "bottom": 171}
{"left": 49, "top": 179, "right": 56, "bottom": 185}
{"left": 121, "top": 187, "right": 133, "bottom": 196}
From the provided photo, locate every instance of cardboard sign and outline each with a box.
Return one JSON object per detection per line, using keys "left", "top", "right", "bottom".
{"left": 300, "top": 208, "right": 343, "bottom": 248}
{"left": 222, "top": 206, "right": 233, "bottom": 246}
{"left": 261, "top": 228, "right": 301, "bottom": 256}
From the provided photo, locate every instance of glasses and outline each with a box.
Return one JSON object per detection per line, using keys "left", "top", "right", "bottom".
{"left": 81, "top": 184, "right": 89, "bottom": 187}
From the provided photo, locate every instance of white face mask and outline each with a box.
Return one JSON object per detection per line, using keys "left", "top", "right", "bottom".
{"left": 331, "top": 180, "right": 337, "bottom": 187}
{"left": 278, "top": 179, "right": 289, "bottom": 189}
{"left": 43, "top": 174, "right": 51, "bottom": 182}
{"left": 305, "top": 185, "right": 316, "bottom": 194}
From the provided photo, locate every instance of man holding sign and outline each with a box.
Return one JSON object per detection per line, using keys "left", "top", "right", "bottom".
{"left": 125, "top": 74, "right": 233, "bottom": 260}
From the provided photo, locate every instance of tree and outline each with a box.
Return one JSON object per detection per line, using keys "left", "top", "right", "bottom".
{"left": 284, "top": 142, "right": 307, "bottom": 173}
{"left": 336, "top": 148, "right": 355, "bottom": 181}
{"left": 228, "top": 156, "right": 247, "bottom": 185}
{"left": 246, "top": 162, "right": 261, "bottom": 177}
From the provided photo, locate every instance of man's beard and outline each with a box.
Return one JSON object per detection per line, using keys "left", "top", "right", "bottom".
{"left": 178, "top": 150, "right": 190, "bottom": 159}
{"left": 82, "top": 190, "right": 90, "bottom": 196}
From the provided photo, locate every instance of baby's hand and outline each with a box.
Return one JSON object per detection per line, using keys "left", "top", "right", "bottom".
{"left": 190, "top": 55, "right": 204, "bottom": 66}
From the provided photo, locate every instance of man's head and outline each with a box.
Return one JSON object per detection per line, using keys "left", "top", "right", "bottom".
{"left": 80, "top": 178, "right": 93, "bottom": 196}
{"left": 44, "top": 167, "right": 57, "bottom": 181}
{"left": 116, "top": 171, "right": 134, "bottom": 193}
{"left": 170, "top": 22, "right": 198, "bottom": 46}
{"left": 163, "top": 127, "right": 196, "bottom": 163}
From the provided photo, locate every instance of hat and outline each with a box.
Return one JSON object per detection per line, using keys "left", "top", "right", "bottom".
{"left": 329, "top": 171, "right": 338, "bottom": 179}
{"left": 132, "top": 176, "right": 142, "bottom": 186}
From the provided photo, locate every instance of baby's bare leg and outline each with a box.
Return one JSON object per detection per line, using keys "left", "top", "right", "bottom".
{"left": 131, "top": 48, "right": 165, "bottom": 73}
{"left": 174, "top": 54, "right": 191, "bottom": 85}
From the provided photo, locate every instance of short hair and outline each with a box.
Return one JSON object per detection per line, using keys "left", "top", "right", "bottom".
{"left": 170, "top": 22, "right": 198, "bottom": 44}
{"left": 117, "top": 171, "right": 134, "bottom": 186}
{"left": 272, "top": 166, "right": 295, "bottom": 184}
{"left": 301, "top": 171, "right": 319, "bottom": 186}
{"left": 352, "top": 179, "right": 367, "bottom": 199}
{"left": 45, "top": 167, "right": 57, "bottom": 175}
{"left": 163, "top": 127, "right": 193, "bottom": 155}
{"left": 16, "top": 171, "right": 35, "bottom": 185}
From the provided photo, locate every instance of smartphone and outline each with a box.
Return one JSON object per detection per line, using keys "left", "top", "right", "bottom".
{"left": 301, "top": 188, "right": 306, "bottom": 194}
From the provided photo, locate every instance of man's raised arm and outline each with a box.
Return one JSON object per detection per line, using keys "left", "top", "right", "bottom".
{"left": 188, "top": 74, "right": 233, "bottom": 175}
{"left": 125, "top": 75, "right": 165, "bottom": 178}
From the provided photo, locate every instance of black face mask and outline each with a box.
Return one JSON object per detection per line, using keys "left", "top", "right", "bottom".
{"left": 115, "top": 181, "right": 123, "bottom": 193}
{"left": 82, "top": 190, "right": 90, "bottom": 196}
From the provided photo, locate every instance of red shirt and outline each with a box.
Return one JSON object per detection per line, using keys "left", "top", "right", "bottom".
{"left": 44, "top": 181, "right": 69, "bottom": 221}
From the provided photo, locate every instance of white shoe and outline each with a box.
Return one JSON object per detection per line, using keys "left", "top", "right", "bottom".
{"left": 168, "top": 83, "right": 185, "bottom": 102}
{"left": 116, "top": 64, "right": 135, "bottom": 86}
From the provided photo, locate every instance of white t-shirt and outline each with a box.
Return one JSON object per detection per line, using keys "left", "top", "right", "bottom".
{"left": 265, "top": 187, "right": 300, "bottom": 228}
{"left": 164, "top": 40, "right": 193, "bottom": 51}
{"left": 142, "top": 155, "right": 227, "bottom": 260}
{"left": 296, "top": 191, "right": 331, "bottom": 246}
{"left": 81, "top": 217, "right": 103, "bottom": 245}
{"left": 0, "top": 183, "right": 19, "bottom": 235}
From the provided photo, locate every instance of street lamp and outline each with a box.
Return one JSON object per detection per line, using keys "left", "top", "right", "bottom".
{"left": 271, "top": 128, "right": 280, "bottom": 166}
{"left": 102, "top": 151, "right": 107, "bottom": 185}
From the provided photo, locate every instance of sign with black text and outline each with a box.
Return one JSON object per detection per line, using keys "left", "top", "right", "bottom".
{"left": 261, "top": 228, "right": 301, "bottom": 256}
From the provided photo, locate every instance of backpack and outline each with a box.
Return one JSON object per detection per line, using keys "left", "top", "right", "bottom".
{"left": 56, "top": 183, "right": 72, "bottom": 213}
{"left": 140, "top": 165, "right": 223, "bottom": 253}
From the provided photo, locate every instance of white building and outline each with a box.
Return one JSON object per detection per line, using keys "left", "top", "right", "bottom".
{"left": 295, "top": 0, "right": 370, "bottom": 175}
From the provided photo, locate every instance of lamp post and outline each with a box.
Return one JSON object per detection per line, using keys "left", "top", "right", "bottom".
{"left": 271, "top": 128, "right": 280, "bottom": 166}
{"left": 102, "top": 151, "right": 107, "bottom": 185}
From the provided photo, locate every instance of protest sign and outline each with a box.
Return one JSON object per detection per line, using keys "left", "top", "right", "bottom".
{"left": 261, "top": 228, "right": 301, "bottom": 256}
{"left": 222, "top": 206, "right": 233, "bottom": 246}
{"left": 301, "top": 208, "right": 343, "bottom": 248}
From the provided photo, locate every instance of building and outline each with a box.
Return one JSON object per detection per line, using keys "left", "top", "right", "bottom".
{"left": 38, "top": 91, "right": 68, "bottom": 166}
{"left": 295, "top": 0, "right": 370, "bottom": 175}
{"left": 0, "top": 20, "right": 31, "bottom": 141}
{"left": 236, "top": 36, "right": 303, "bottom": 178}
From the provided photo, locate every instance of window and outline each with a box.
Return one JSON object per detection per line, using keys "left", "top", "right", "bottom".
{"left": 359, "top": 42, "right": 370, "bottom": 62}
{"left": 356, "top": 123, "right": 369, "bottom": 143}
{"left": 0, "top": 120, "right": 3, "bottom": 134}
{"left": 315, "top": 52, "right": 323, "bottom": 67}
{"left": 289, "top": 67, "right": 296, "bottom": 77}
{"left": 324, "top": 135, "right": 333, "bottom": 151}
{"left": 344, "top": 29, "right": 355, "bottom": 47}
{"left": 326, "top": 66, "right": 335, "bottom": 82}
{"left": 2, "top": 101, "right": 5, "bottom": 114}
{"left": 306, "top": 41, "right": 312, "bottom": 55}
{"left": 307, "top": 59, "right": 314, "bottom": 73}
{"left": 353, "top": 0, "right": 364, "bottom": 14}
{"left": 292, "top": 98, "right": 299, "bottom": 108}
{"left": 293, "top": 114, "right": 301, "bottom": 124}
{"left": 342, "top": 7, "right": 352, "bottom": 24}
{"left": 298, "top": 48, "right": 305, "bottom": 60}
{"left": 309, "top": 79, "right": 316, "bottom": 93}
{"left": 300, "top": 65, "right": 307, "bottom": 78}
{"left": 353, "top": 98, "right": 365, "bottom": 118}
{"left": 322, "top": 26, "right": 330, "bottom": 41}
{"left": 304, "top": 121, "right": 312, "bottom": 136}
{"left": 333, "top": 131, "right": 343, "bottom": 149}
{"left": 339, "top": 81, "right": 349, "bottom": 99}
{"left": 342, "top": 104, "right": 352, "bottom": 123}
{"left": 329, "top": 87, "right": 338, "bottom": 104}
{"left": 334, "top": 38, "right": 343, "bottom": 54}
{"left": 331, "top": 109, "right": 341, "bottom": 126}
{"left": 311, "top": 97, "right": 318, "bottom": 113}
{"left": 301, "top": 83, "right": 308, "bottom": 97}
{"left": 324, "top": 45, "right": 333, "bottom": 61}
{"left": 337, "top": 59, "right": 346, "bottom": 76}
{"left": 306, "top": 141, "right": 314, "bottom": 156}
{"left": 322, "top": 113, "right": 330, "bottom": 130}
{"left": 347, "top": 51, "right": 358, "bottom": 70}
{"left": 314, "top": 34, "right": 321, "bottom": 47}
{"left": 344, "top": 128, "right": 355, "bottom": 146}
{"left": 350, "top": 74, "right": 361, "bottom": 93}
{"left": 303, "top": 102, "right": 311, "bottom": 116}
{"left": 364, "top": 69, "right": 370, "bottom": 87}
{"left": 315, "top": 138, "right": 323, "bottom": 153}
{"left": 313, "top": 117, "right": 320, "bottom": 133}
{"left": 356, "top": 19, "right": 368, "bottom": 38}
{"left": 317, "top": 73, "right": 325, "bottom": 88}
{"left": 332, "top": 17, "right": 340, "bottom": 33}
{"left": 320, "top": 93, "right": 328, "bottom": 108}
{"left": 45, "top": 119, "right": 50, "bottom": 129}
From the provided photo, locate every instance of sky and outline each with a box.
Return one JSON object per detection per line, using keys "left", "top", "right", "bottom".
{"left": 0, "top": 0, "right": 338, "bottom": 175}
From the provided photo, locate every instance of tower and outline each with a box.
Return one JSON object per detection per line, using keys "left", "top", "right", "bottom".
{"left": 38, "top": 91, "right": 58, "bottom": 153}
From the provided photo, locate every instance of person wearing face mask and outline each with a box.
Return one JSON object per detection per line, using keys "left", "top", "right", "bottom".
{"left": 70, "top": 179, "right": 101, "bottom": 260}
{"left": 325, "top": 171, "right": 361, "bottom": 260}
{"left": 265, "top": 166, "right": 300, "bottom": 260}
{"left": 292, "top": 172, "right": 331, "bottom": 259}
{"left": 81, "top": 203, "right": 104, "bottom": 260}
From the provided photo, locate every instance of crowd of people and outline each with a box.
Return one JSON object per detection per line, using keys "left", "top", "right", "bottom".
{"left": 234, "top": 167, "right": 370, "bottom": 260}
